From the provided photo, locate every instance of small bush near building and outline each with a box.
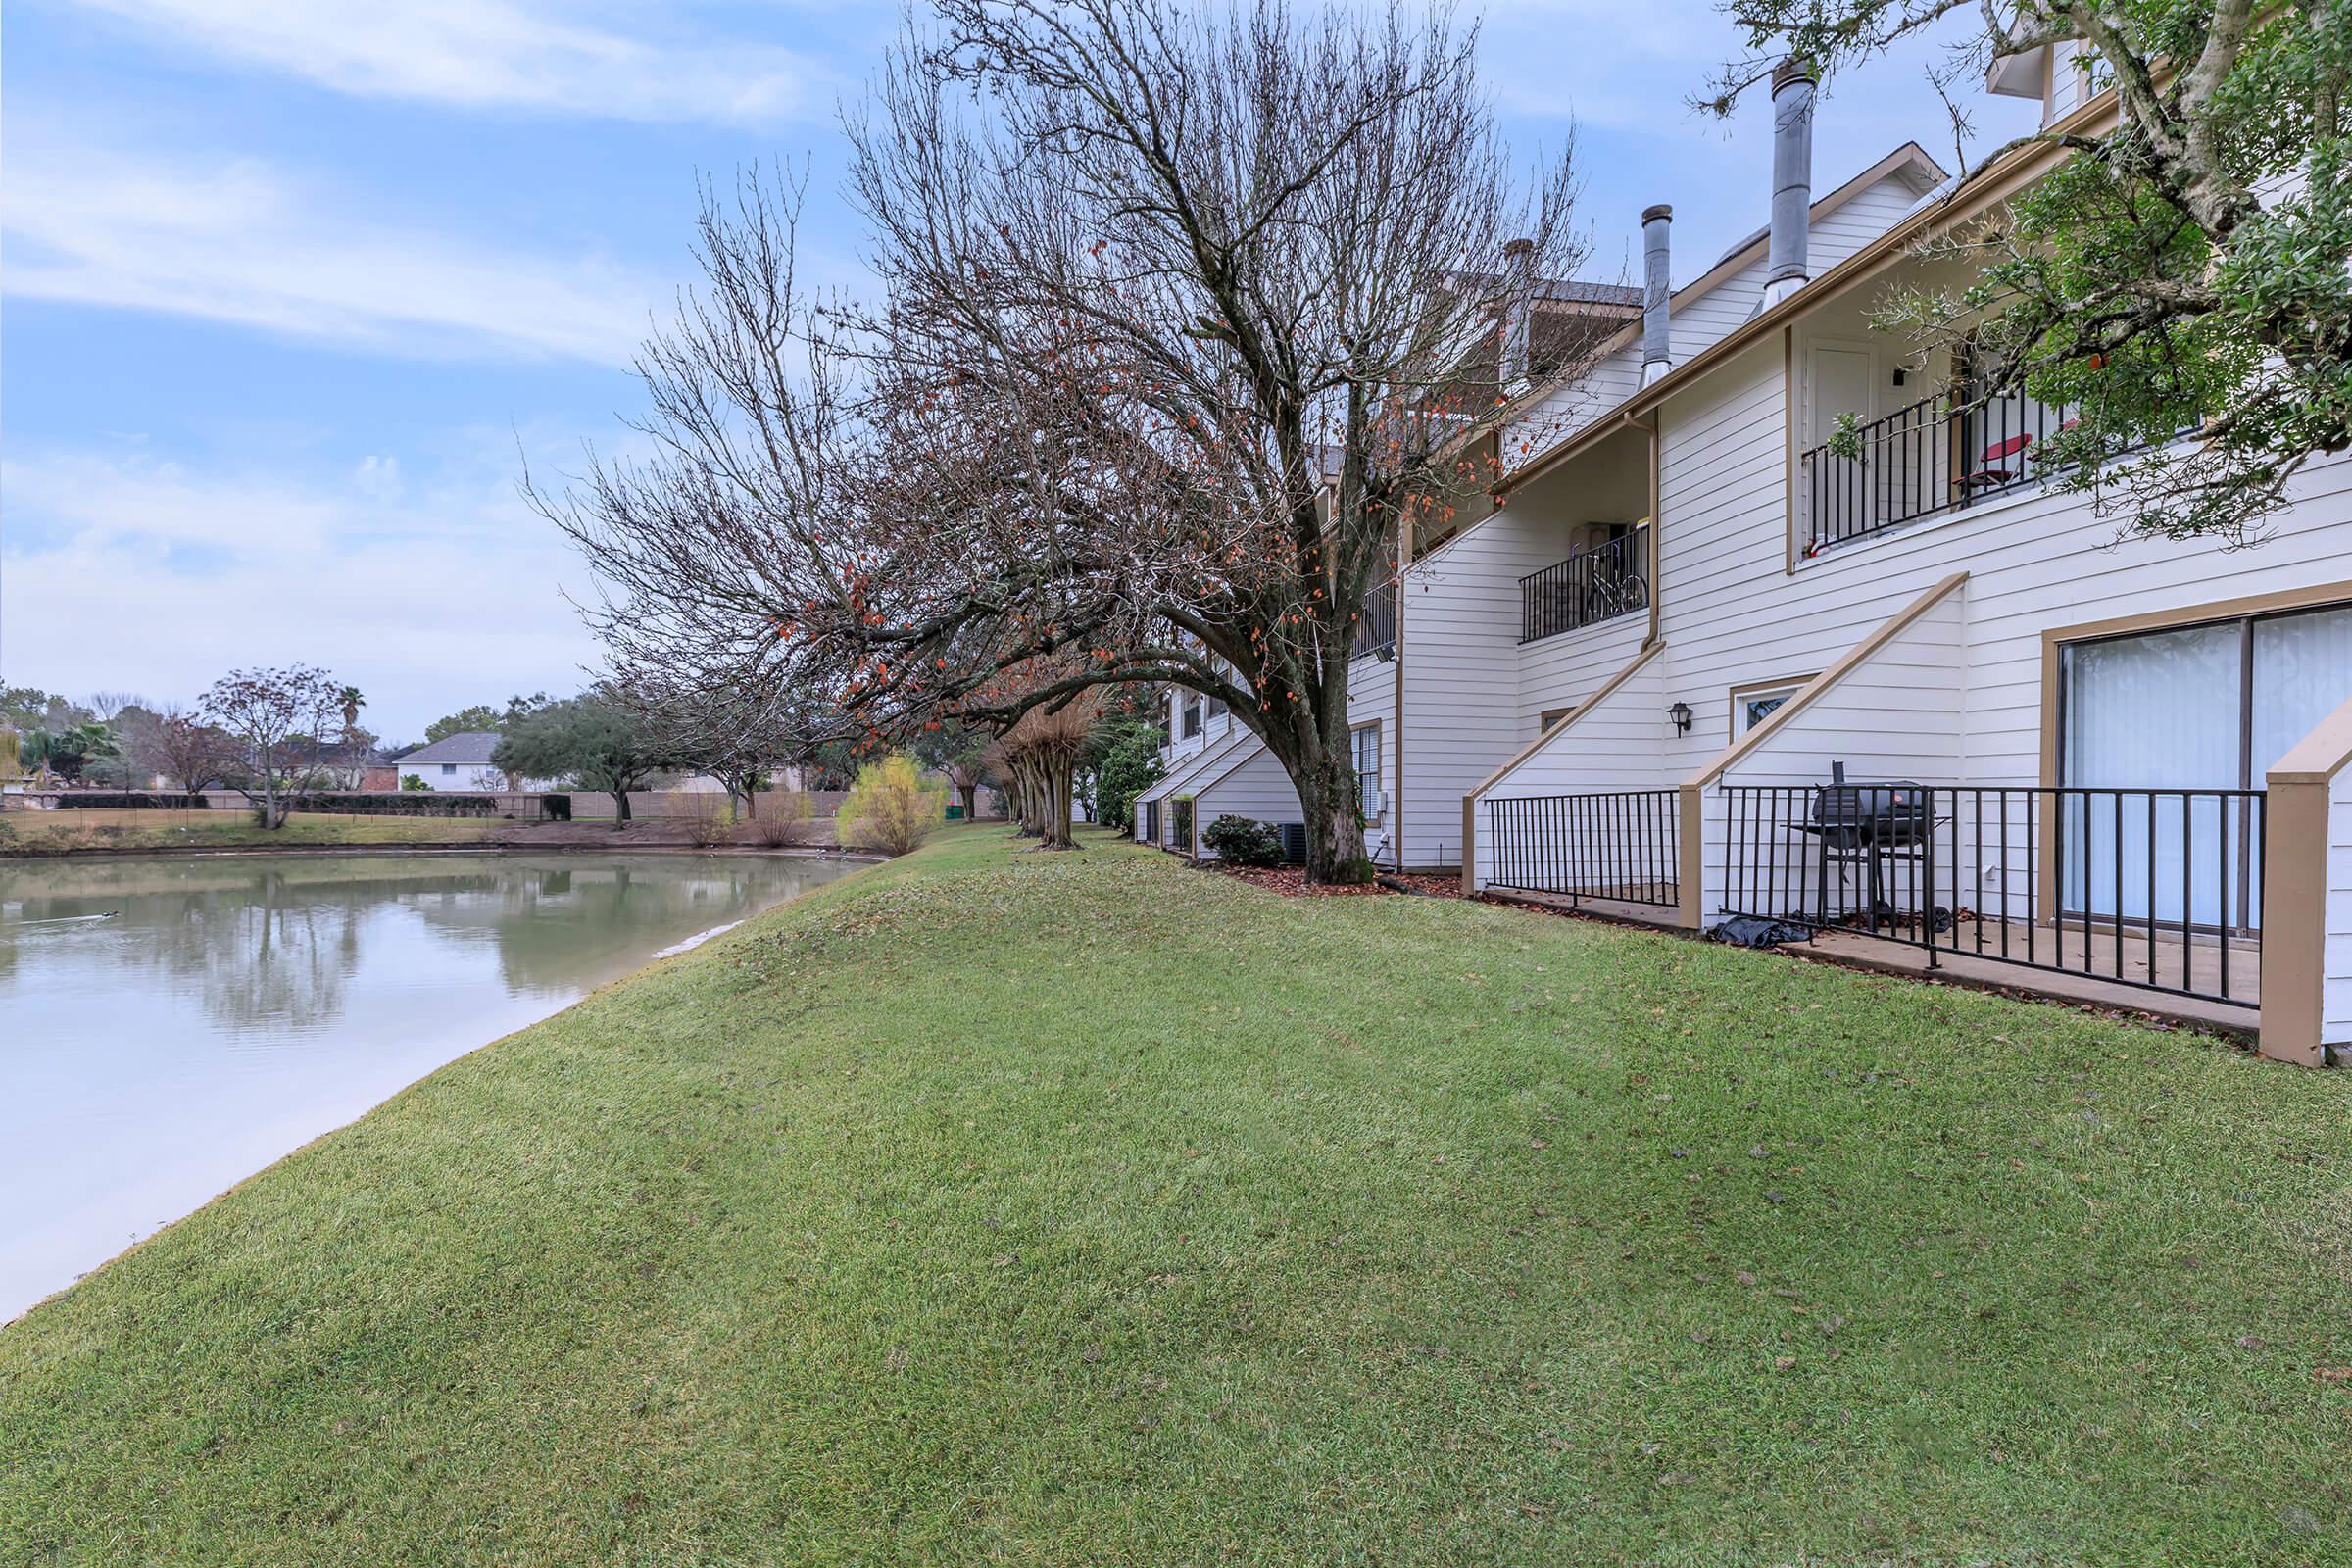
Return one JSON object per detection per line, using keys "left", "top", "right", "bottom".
{"left": 835, "top": 755, "right": 945, "bottom": 857}
{"left": 1202, "top": 814, "right": 1284, "bottom": 867}
{"left": 400, "top": 774, "right": 429, "bottom": 791}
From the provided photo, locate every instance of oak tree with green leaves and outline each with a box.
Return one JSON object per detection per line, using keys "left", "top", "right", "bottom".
{"left": 1705, "top": 0, "right": 2349, "bottom": 544}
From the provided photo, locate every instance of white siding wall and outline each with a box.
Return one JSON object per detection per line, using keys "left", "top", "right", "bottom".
{"left": 1193, "top": 746, "right": 1307, "bottom": 861}
{"left": 1504, "top": 168, "right": 1934, "bottom": 464}
{"left": 1519, "top": 612, "right": 1649, "bottom": 736}
{"left": 1476, "top": 652, "right": 1668, "bottom": 888}
{"left": 1707, "top": 587, "right": 1969, "bottom": 916}
{"left": 1396, "top": 502, "right": 1561, "bottom": 868}
{"left": 2326, "top": 767, "right": 2352, "bottom": 1045}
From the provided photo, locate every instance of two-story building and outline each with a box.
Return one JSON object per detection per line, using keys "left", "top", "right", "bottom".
{"left": 1140, "top": 50, "right": 2352, "bottom": 1064}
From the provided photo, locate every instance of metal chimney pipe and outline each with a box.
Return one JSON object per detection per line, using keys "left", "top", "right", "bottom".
{"left": 1500, "top": 236, "right": 1536, "bottom": 388}
{"left": 1640, "top": 204, "right": 1673, "bottom": 386}
{"left": 1764, "top": 58, "right": 1816, "bottom": 308}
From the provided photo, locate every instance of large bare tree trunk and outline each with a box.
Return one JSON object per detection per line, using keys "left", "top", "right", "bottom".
{"left": 612, "top": 789, "right": 631, "bottom": 829}
{"left": 1037, "top": 754, "right": 1076, "bottom": 850}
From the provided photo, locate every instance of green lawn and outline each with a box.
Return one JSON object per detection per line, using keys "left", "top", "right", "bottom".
{"left": 4, "top": 826, "right": 2347, "bottom": 1565}
{"left": 0, "top": 808, "right": 498, "bottom": 854}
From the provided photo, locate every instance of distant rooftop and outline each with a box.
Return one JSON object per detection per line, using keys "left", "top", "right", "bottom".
{"left": 394, "top": 731, "right": 502, "bottom": 766}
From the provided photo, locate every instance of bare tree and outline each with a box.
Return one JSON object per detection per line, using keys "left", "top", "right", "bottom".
{"left": 199, "top": 666, "right": 342, "bottom": 828}
{"left": 136, "top": 706, "right": 239, "bottom": 802}
{"left": 536, "top": 0, "right": 1603, "bottom": 882}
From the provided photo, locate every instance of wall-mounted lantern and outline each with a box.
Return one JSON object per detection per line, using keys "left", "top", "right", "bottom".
{"left": 1667, "top": 700, "right": 1693, "bottom": 735}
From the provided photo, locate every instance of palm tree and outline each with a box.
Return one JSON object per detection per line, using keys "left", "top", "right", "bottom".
{"left": 337, "top": 686, "right": 366, "bottom": 743}
{"left": 21, "top": 723, "right": 117, "bottom": 785}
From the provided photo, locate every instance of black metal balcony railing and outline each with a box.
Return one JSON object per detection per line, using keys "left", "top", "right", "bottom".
{"left": 1518, "top": 525, "right": 1649, "bottom": 644}
{"left": 1351, "top": 577, "right": 1397, "bottom": 660}
{"left": 1484, "top": 789, "right": 1680, "bottom": 909}
{"left": 1719, "top": 782, "right": 2264, "bottom": 1007}
{"left": 1801, "top": 386, "right": 2080, "bottom": 552}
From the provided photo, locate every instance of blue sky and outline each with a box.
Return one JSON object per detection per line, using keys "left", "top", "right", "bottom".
{"left": 0, "top": 0, "right": 2031, "bottom": 743}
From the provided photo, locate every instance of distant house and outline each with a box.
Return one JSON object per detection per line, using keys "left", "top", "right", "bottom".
{"left": 393, "top": 732, "right": 517, "bottom": 791}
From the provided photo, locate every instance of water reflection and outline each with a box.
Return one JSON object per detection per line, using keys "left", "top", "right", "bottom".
{"left": 0, "top": 853, "right": 849, "bottom": 1321}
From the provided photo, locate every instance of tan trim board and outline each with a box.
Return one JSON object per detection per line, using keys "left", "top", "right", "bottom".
{"left": 2038, "top": 580, "right": 2352, "bottom": 655}
{"left": 1468, "top": 641, "right": 1665, "bottom": 801}
{"left": 1675, "top": 783, "right": 1704, "bottom": 929}
{"left": 1781, "top": 326, "right": 1797, "bottom": 576}
{"left": 1683, "top": 572, "right": 1968, "bottom": 789}
{"left": 1460, "top": 795, "right": 1478, "bottom": 897}
{"left": 2271, "top": 693, "right": 2352, "bottom": 784}
{"left": 1642, "top": 410, "right": 1662, "bottom": 646}
{"left": 2259, "top": 776, "right": 2328, "bottom": 1066}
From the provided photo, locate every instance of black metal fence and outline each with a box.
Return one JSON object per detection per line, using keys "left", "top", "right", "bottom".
{"left": 1718, "top": 782, "right": 2264, "bottom": 1007}
{"left": 1484, "top": 790, "right": 1680, "bottom": 908}
{"left": 1801, "top": 387, "right": 2078, "bottom": 552}
{"left": 1353, "top": 578, "right": 1397, "bottom": 660}
{"left": 1519, "top": 526, "right": 1650, "bottom": 644}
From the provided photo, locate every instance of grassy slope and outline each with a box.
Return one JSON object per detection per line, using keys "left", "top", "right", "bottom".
{"left": 0, "top": 809, "right": 498, "bottom": 854}
{"left": 4, "top": 827, "right": 2346, "bottom": 1566}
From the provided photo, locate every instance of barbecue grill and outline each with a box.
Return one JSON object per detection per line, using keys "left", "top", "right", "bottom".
{"left": 1789, "top": 763, "right": 1948, "bottom": 931}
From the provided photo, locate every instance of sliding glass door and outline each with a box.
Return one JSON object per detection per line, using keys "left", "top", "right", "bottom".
{"left": 2060, "top": 601, "right": 2352, "bottom": 931}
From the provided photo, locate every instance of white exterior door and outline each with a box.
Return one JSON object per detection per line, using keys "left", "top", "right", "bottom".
{"left": 1806, "top": 345, "right": 1876, "bottom": 540}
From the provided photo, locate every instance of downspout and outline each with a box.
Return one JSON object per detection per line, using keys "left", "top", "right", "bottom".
{"left": 1619, "top": 409, "right": 1663, "bottom": 649}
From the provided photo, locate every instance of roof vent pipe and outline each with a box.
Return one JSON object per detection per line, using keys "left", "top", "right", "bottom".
{"left": 1640, "top": 204, "right": 1673, "bottom": 386}
{"left": 1763, "top": 58, "right": 1816, "bottom": 308}
{"left": 1499, "top": 236, "right": 1536, "bottom": 388}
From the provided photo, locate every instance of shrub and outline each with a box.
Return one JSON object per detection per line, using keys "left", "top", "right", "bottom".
{"left": 400, "top": 773, "right": 429, "bottom": 791}
{"left": 1202, "top": 814, "right": 1284, "bottom": 867}
{"left": 751, "top": 790, "right": 812, "bottom": 848}
{"left": 835, "top": 755, "right": 945, "bottom": 857}
{"left": 681, "top": 795, "right": 730, "bottom": 848}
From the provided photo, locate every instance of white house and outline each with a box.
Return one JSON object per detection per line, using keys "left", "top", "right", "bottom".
{"left": 393, "top": 732, "right": 514, "bottom": 791}
{"left": 1139, "top": 51, "right": 2352, "bottom": 1065}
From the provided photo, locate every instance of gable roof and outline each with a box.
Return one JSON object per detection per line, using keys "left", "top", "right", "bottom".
{"left": 1497, "top": 100, "right": 2123, "bottom": 497}
{"left": 395, "top": 731, "right": 502, "bottom": 766}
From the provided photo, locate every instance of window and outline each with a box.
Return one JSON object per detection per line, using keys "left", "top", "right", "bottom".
{"left": 440, "top": 763, "right": 457, "bottom": 776}
{"left": 1182, "top": 700, "right": 1201, "bottom": 739}
{"left": 1351, "top": 722, "right": 1382, "bottom": 819}
{"left": 1730, "top": 679, "right": 1809, "bottom": 738}
{"left": 1539, "top": 707, "right": 1575, "bottom": 733}
{"left": 1207, "top": 696, "right": 1227, "bottom": 720}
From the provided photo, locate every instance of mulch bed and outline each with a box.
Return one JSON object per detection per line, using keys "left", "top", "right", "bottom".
{"left": 1214, "top": 864, "right": 1465, "bottom": 900}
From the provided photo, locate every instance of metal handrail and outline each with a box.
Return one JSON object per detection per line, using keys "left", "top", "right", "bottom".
{"left": 1518, "top": 525, "right": 1650, "bottom": 644}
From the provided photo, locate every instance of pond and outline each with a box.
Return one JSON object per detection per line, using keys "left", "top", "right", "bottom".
{"left": 0, "top": 852, "right": 854, "bottom": 1322}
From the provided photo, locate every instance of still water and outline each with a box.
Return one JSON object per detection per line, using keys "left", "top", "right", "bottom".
{"left": 0, "top": 852, "right": 851, "bottom": 1321}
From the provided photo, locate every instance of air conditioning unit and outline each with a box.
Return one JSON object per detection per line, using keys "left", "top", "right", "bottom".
{"left": 1278, "top": 823, "right": 1308, "bottom": 864}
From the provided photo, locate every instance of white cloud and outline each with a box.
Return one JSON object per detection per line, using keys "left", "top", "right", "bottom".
{"left": 2, "top": 142, "right": 659, "bottom": 363}
{"left": 69, "top": 0, "right": 829, "bottom": 124}
{"left": 1, "top": 441, "right": 609, "bottom": 737}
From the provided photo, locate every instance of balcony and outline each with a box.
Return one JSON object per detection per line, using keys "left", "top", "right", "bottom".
{"left": 1351, "top": 577, "right": 1397, "bottom": 660}
{"left": 1800, "top": 385, "right": 2079, "bottom": 553}
{"left": 1518, "top": 525, "right": 1649, "bottom": 644}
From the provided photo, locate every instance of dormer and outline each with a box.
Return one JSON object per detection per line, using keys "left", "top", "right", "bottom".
{"left": 1985, "top": 34, "right": 2093, "bottom": 127}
